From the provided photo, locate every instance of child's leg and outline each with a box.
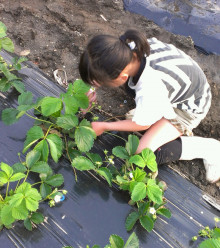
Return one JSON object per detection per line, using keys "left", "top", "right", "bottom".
{"left": 136, "top": 117, "right": 182, "bottom": 154}
{"left": 180, "top": 136, "right": 220, "bottom": 183}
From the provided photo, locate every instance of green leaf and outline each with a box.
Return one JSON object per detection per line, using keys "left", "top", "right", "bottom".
{"left": 213, "top": 228, "right": 220, "bottom": 239}
{"left": 45, "top": 174, "right": 64, "bottom": 187}
{"left": 140, "top": 215, "right": 154, "bottom": 232}
{"left": 0, "top": 77, "right": 10, "bottom": 91}
{"left": 112, "top": 146, "right": 129, "bottom": 159}
{"left": 125, "top": 211, "right": 140, "bottom": 231}
{"left": 138, "top": 202, "right": 150, "bottom": 215}
{"left": 124, "top": 232, "right": 139, "bottom": 248}
{"left": 133, "top": 167, "right": 146, "bottom": 182}
{"left": 34, "top": 139, "right": 49, "bottom": 162}
{"left": 126, "top": 135, "right": 139, "bottom": 155}
{"left": 30, "top": 161, "right": 50, "bottom": 174}
{"left": 86, "top": 153, "right": 103, "bottom": 167}
{"left": 40, "top": 183, "right": 52, "bottom": 198}
{"left": 109, "top": 234, "right": 124, "bottom": 248}
{"left": 146, "top": 179, "right": 163, "bottom": 204}
{"left": 46, "top": 134, "right": 63, "bottom": 163}
{"left": 1, "top": 162, "right": 13, "bottom": 178}
{"left": 75, "top": 94, "right": 89, "bottom": 109}
{"left": 1, "top": 37, "right": 14, "bottom": 52}
{"left": 73, "top": 79, "right": 90, "bottom": 94}
{"left": 11, "top": 80, "right": 25, "bottom": 93}
{"left": 9, "top": 193, "right": 24, "bottom": 207}
{"left": 26, "top": 150, "right": 41, "bottom": 168}
{"left": 141, "top": 148, "right": 157, "bottom": 172}
{"left": 25, "top": 197, "right": 39, "bottom": 212}
{"left": 24, "top": 218, "right": 32, "bottom": 231}
{"left": 18, "top": 91, "right": 33, "bottom": 105}
{"left": 129, "top": 155, "right": 145, "bottom": 168}
{"left": 12, "top": 200, "right": 29, "bottom": 220}
{"left": 12, "top": 163, "right": 27, "bottom": 173}
{"left": 9, "top": 172, "right": 26, "bottom": 182}
{"left": 41, "top": 97, "right": 62, "bottom": 116}
{"left": 16, "top": 182, "right": 31, "bottom": 194}
{"left": 0, "top": 22, "right": 7, "bottom": 38}
{"left": 131, "top": 182, "right": 147, "bottom": 202}
{"left": 1, "top": 205, "right": 15, "bottom": 225}
{"left": 1, "top": 108, "right": 19, "bottom": 125}
{"left": 97, "top": 167, "right": 112, "bottom": 186}
{"left": 0, "top": 171, "right": 8, "bottom": 184}
{"left": 75, "top": 119, "right": 96, "bottom": 152}
{"left": 23, "top": 126, "right": 44, "bottom": 153}
{"left": 72, "top": 156, "right": 95, "bottom": 171}
{"left": 56, "top": 114, "right": 78, "bottom": 130}
{"left": 63, "top": 94, "right": 79, "bottom": 115}
{"left": 156, "top": 208, "right": 171, "bottom": 219}
{"left": 199, "top": 239, "right": 220, "bottom": 248}
{"left": 31, "top": 212, "right": 44, "bottom": 224}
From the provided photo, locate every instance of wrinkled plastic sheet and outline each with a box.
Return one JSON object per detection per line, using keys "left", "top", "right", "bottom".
{"left": 0, "top": 51, "right": 219, "bottom": 248}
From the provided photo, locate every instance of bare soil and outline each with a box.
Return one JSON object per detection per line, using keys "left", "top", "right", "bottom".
{"left": 0, "top": 0, "right": 220, "bottom": 201}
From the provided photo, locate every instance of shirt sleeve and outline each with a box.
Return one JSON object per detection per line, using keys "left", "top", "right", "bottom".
{"left": 132, "top": 78, "right": 176, "bottom": 126}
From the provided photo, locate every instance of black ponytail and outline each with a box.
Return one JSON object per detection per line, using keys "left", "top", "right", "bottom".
{"left": 79, "top": 29, "right": 150, "bottom": 86}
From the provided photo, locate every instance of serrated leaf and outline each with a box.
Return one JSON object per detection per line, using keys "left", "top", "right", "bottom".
{"left": 63, "top": 94, "right": 79, "bottom": 114}
{"left": 34, "top": 139, "right": 49, "bottom": 162}
{"left": 25, "top": 197, "right": 39, "bottom": 212}
{"left": 12, "top": 163, "right": 27, "bottom": 173}
{"left": 40, "top": 183, "right": 52, "bottom": 198}
{"left": 156, "top": 208, "right": 171, "bottom": 219}
{"left": 1, "top": 108, "right": 19, "bottom": 125}
{"left": 112, "top": 146, "right": 129, "bottom": 159}
{"left": 133, "top": 167, "right": 146, "bottom": 182}
{"left": 31, "top": 212, "right": 44, "bottom": 224}
{"left": 24, "top": 218, "right": 32, "bottom": 231}
{"left": 213, "top": 228, "right": 220, "bottom": 239}
{"left": 1, "top": 162, "right": 13, "bottom": 178}
{"left": 1, "top": 37, "right": 14, "bottom": 52}
{"left": 72, "top": 156, "right": 95, "bottom": 171}
{"left": 138, "top": 202, "right": 150, "bottom": 215}
{"left": 86, "top": 152, "right": 103, "bottom": 167}
{"left": 9, "top": 193, "right": 24, "bottom": 207}
{"left": 0, "top": 22, "right": 7, "bottom": 38}
{"left": 140, "top": 215, "right": 154, "bottom": 232}
{"left": 23, "top": 126, "right": 44, "bottom": 153}
{"left": 124, "top": 232, "right": 139, "bottom": 248}
{"left": 75, "top": 94, "right": 89, "bottom": 109}
{"left": 97, "top": 167, "right": 112, "bottom": 186}
{"left": 75, "top": 120, "right": 96, "bottom": 152}
{"left": 126, "top": 135, "right": 139, "bottom": 155}
{"left": 56, "top": 114, "right": 78, "bottom": 130}
{"left": 16, "top": 182, "right": 31, "bottom": 194}
{"left": 41, "top": 97, "right": 62, "bottom": 116}
{"left": 30, "top": 161, "right": 50, "bottom": 174}
{"left": 0, "top": 171, "right": 8, "bottom": 184}
{"left": 141, "top": 148, "right": 157, "bottom": 172}
{"left": 45, "top": 174, "right": 64, "bottom": 187}
{"left": 9, "top": 172, "right": 26, "bottom": 182}
{"left": 129, "top": 155, "right": 145, "bottom": 168}
{"left": 1, "top": 205, "right": 15, "bottom": 225}
{"left": 125, "top": 211, "right": 140, "bottom": 231}
{"left": 131, "top": 182, "right": 147, "bottom": 202}
{"left": 146, "top": 179, "right": 163, "bottom": 204}
{"left": 11, "top": 80, "right": 25, "bottom": 93}
{"left": 73, "top": 79, "right": 90, "bottom": 94}
{"left": 12, "top": 200, "right": 28, "bottom": 220}
{"left": 199, "top": 239, "right": 220, "bottom": 248}
{"left": 18, "top": 91, "right": 33, "bottom": 105}
{"left": 46, "top": 134, "right": 63, "bottom": 163}
{"left": 109, "top": 234, "right": 124, "bottom": 248}
{"left": 26, "top": 150, "right": 41, "bottom": 168}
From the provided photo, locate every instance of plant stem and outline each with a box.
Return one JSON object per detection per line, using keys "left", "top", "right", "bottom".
{"left": 0, "top": 194, "right": 4, "bottom": 201}
{"left": 104, "top": 131, "right": 127, "bottom": 143}
{"left": 103, "top": 115, "right": 125, "bottom": 122}
{"left": 25, "top": 112, "right": 54, "bottom": 125}
{"left": 6, "top": 182, "right": 9, "bottom": 197}
{"left": 23, "top": 169, "right": 30, "bottom": 183}
{"left": 31, "top": 181, "right": 42, "bottom": 187}
{"left": 44, "top": 125, "right": 53, "bottom": 140}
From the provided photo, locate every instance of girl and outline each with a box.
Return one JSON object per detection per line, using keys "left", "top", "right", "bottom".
{"left": 79, "top": 29, "right": 220, "bottom": 183}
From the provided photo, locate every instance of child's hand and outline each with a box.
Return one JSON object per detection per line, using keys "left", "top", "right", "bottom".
{"left": 81, "top": 88, "right": 97, "bottom": 114}
{"left": 91, "top": 122, "right": 106, "bottom": 136}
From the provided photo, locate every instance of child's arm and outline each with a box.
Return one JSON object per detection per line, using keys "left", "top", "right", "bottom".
{"left": 91, "top": 120, "right": 151, "bottom": 136}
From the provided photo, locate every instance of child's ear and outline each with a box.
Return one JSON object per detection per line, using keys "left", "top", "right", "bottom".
{"left": 92, "top": 80, "right": 101, "bottom": 88}
{"left": 120, "top": 73, "right": 129, "bottom": 82}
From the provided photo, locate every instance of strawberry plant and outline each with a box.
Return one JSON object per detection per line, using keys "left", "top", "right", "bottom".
{"left": 0, "top": 21, "right": 27, "bottom": 93}
{"left": 0, "top": 150, "right": 65, "bottom": 231}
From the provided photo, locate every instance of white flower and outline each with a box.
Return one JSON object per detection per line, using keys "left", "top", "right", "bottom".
{"left": 149, "top": 207, "right": 156, "bottom": 215}
{"left": 108, "top": 158, "right": 114, "bottom": 165}
{"left": 129, "top": 172, "right": 133, "bottom": 178}
{"left": 54, "top": 195, "right": 62, "bottom": 203}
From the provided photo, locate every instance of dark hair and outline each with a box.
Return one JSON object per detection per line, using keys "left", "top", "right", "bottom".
{"left": 79, "top": 29, "right": 150, "bottom": 86}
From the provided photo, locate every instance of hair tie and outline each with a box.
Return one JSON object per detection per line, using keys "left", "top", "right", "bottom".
{"left": 119, "top": 35, "right": 136, "bottom": 51}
